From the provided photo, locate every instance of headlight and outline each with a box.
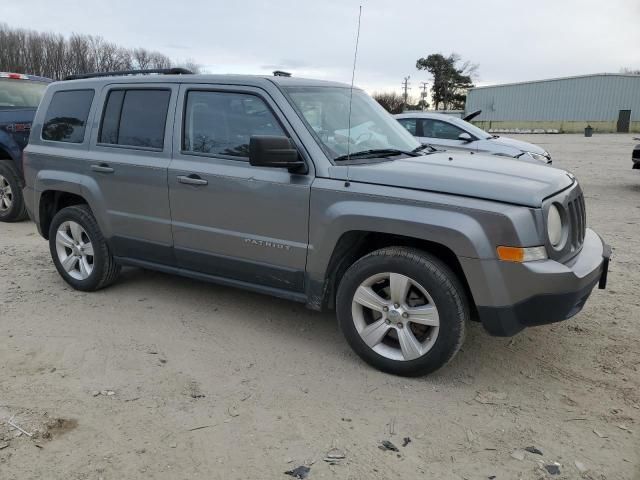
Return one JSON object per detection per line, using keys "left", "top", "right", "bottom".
{"left": 547, "top": 204, "right": 563, "bottom": 248}
{"left": 526, "top": 151, "right": 551, "bottom": 163}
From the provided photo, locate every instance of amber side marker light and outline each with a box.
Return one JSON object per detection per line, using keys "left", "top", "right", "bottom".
{"left": 497, "top": 246, "right": 547, "bottom": 263}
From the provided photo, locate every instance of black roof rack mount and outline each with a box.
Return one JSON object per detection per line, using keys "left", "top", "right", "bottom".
{"left": 273, "top": 70, "right": 292, "bottom": 77}
{"left": 64, "top": 68, "right": 193, "bottom": 81}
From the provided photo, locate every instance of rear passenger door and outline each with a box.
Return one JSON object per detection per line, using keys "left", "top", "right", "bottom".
{"left": 86, "top": 84, "right": 178, "bottom": 264}
{"left": 168, "top": 84, "right": 312, "bottom": 293}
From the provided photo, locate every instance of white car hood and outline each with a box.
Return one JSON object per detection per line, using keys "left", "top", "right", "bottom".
{"left": 488, "top": 135, "right": 547, "bottom": 155}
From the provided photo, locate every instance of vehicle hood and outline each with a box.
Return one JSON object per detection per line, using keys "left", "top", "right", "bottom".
{"left": 329, "top": 151, "right": 573, "bottom": 208}
{"left": 488, "top": 135, "right": 547, "bottom": 155}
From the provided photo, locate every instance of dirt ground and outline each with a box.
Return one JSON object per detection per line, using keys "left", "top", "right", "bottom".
{"left": 1, "top": 134, "right": 638, "bottom": 480}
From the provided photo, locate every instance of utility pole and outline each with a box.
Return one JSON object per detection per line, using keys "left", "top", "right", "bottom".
{"left": 419, "top": 82, "right": 428, "bottom": 110}
{"left": 401, "top": 76, "right": 411, "bottom": 110}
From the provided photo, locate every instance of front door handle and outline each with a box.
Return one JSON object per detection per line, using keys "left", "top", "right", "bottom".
{"left": 91, "top": 163, "right": 114, "bottom": 174}
{"left": 177, "top": 174, "right": 208, "bottom": 186}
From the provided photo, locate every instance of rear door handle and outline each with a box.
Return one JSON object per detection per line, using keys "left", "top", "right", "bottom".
{"left": 91, "top": 163, "right": 114, "bottom": 174}
{"left": 177, "top": 174, "right": 208, "bottom": 186}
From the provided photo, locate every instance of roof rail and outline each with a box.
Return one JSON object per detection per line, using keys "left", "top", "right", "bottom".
{"left": 273, "top": 70, "right": 292, "bottom": 77}
{"left": 64, "top": 67, "right": 193, "bottom": 81}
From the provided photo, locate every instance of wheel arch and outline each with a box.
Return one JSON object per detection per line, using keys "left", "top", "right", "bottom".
{"left": 38, "top": 189, "right": 90, "bottom": 239}
{"left": 307, "top": 230, "right": 477, "bottom": 318}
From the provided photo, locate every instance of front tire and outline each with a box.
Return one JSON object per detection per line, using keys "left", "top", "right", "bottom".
{"left": 49, "top": 205, "right": 120, "bottom": 291}
{"left": 337, "top": 247, "right": 468, "bottom": 376}
{"left": 0, "top": 162, "right": 28, "bottom": 222}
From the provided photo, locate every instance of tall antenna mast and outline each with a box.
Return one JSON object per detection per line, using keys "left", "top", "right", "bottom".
{"left": 345, "top": 5, "right": 363, "bottom": 166}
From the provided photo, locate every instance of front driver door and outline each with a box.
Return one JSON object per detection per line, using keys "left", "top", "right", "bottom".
{"left": 168, "top": 84, "right": 311, "bottom": 294}
{"left": 418, "top": 118, "right": 475, "bottom": 152}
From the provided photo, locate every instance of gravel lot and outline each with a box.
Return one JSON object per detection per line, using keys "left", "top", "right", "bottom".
{"left": 1, "top": 134, "right": 638, "bottom": 479}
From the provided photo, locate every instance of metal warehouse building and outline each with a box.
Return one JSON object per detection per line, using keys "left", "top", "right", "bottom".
{"left": 465, "top": 73, "right": 640, "bottom": 133}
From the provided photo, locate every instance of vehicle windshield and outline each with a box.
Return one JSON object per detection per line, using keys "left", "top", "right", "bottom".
{"left": 0, "top": 79, "right": 48, "bottom": 109}
{"left": 448, "top": 116, "right": 492, "bottom": 140}
{"left": 284, "top": 86, "right": 421, "bottom": 161}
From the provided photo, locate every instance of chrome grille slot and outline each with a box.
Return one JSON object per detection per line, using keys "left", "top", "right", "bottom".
{"left": 568, "top": 199, "right": 579, "bottom": 249}
{"left": 567, "top": 193, "right": 586, "bottom": 251}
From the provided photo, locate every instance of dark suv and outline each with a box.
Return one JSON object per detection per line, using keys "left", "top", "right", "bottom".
{"left": 22, "top": 70, "right": 609, "bottom": 376}
{"left": 0, "top": 72, "right": 52, "bottom": 221}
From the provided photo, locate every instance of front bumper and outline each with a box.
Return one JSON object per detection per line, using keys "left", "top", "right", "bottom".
{"left": 462, "top": 229, "right": 609, "bottom": 336}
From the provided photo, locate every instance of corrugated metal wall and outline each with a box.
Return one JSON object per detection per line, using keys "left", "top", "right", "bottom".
{"left": 466, "top": 74, "right": 640, "bottom": 121}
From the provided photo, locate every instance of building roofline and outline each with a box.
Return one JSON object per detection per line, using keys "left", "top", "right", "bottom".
{"left": 469, "top": 73, "right": 640, "bottom": 91}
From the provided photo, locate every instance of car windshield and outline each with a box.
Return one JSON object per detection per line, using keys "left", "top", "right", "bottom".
{"left": 0, "top": 79, "right": 48, "bottom": 109}
{"left": 449, "top": 116, "right": 492, "bottom": 140}
{"left": 284, "top": 86, "right": 421, "bottom": 161}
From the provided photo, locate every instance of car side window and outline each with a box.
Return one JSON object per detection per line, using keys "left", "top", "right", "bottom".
{"left": 183, "top": 91, "right": 285, "bottom": 159}
{"left": 99, "top": 89, "right": 171, "bottom": 149}
{"left": 42, "top": 89, "right": 94, "bottom": 143}
{"left": 429, "top": 119, "right": 465, "bottom": 140}
{"left": 397, "top": 118, "right": 417, "bottom": 136}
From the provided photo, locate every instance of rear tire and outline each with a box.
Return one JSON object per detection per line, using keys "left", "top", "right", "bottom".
{"left": 0, "top": 162, "right": 28, "bottom": 222}
{"left": 49, "top": 205, "right": 120, "bottom": 291}
{"left": 336, "top": 247, "right": 468, "bottom": 376}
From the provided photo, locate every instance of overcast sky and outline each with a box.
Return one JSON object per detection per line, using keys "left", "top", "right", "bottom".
{"left": 4, "top": 0, "right": 640, "bottom": 95}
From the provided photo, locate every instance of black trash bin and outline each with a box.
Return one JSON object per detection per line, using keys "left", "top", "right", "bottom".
{"left": 584, "top": 125, "right": 593, "bottom": 137}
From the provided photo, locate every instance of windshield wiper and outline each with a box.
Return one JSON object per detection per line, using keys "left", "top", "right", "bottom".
{"left": 411, "top": 143, "right": 439, "bottom": 153}
{"left": 334, "top": 148, "right": 419, "bottom": 162}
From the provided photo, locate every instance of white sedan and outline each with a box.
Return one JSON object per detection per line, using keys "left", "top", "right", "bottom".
{"left": 394, "top": 112, "right": 552, "bottom": 164}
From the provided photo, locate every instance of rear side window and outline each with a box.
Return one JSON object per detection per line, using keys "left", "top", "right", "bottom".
{"left": 42, "top": 90, "right": 94, "bottom": 143}
{"left": 183, "top": 91, "right": 285, "bottom": 158}
{"left": 99, "top": 89, "right": 170, "bottom": 149}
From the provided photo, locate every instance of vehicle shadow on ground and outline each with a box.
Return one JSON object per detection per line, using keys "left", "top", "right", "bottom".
{"left": 110, "top": 266, "right": 555, "bottom": 383}
{"left": 621, "top": 182, "right": 640, "bottom": 193}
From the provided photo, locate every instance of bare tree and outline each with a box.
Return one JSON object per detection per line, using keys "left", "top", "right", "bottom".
{"left": 372, "top": 92, "right": 406, "bottom": 114}
{"left": 620, "top": 67, "right": 640, "bottom": 75}
{"left": 0, "top": 24, "right": 186, "bottom": 80}
{"left": 175, "top": 59, "right": 204, "bottom": 74}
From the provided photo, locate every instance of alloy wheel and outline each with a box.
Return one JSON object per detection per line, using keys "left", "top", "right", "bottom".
{"left": 55, "top": 221, "right": 95, "bottom": 280}
{"left": 0, "top": 175, "right": 13, "bottom": 212}
{"left": 351, "top": 272, "right": 440, "bottom": 361}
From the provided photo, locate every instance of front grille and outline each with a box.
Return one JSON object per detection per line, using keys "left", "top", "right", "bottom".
{"left": 567, "top": 193, "right": 586, "bottom": 251}
{"left": 545, "top": 182, "right": 587, "bottom": 263}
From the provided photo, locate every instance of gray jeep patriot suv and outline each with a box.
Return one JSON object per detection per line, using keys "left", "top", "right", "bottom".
{"left": 22, "top": 69, "right": 610, "bottom": 376}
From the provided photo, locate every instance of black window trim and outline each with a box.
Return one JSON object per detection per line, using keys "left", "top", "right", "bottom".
{"left": 179, "top": 87, "right": 294, "bottom": 164}
{"left": 40, "top": 88, "right": 95, "bottom": 144}
{"left": 96, "top": 86, "right": 172, "bottom": 152}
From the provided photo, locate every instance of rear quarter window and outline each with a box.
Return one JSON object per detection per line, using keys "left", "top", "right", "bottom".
{"left": 42, "top": 89, "right": 94, "bottom": 143}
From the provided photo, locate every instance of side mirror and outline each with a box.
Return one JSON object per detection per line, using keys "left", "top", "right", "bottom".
{"left": 249, "top": 135, "right": 306, "bottom": 173}
{"left": 458, "top": 132, "right": 473, "bottom": 143}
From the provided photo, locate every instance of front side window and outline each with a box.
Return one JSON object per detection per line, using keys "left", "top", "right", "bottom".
{"left": 397, "top": 118, "right": 417, "bottom": 136}
{"left": 284, "top": 86, "right": 420, "bottom": 161}
{"left": 99, "top": 89, "right": 170, "bottom": 149}
{"left": 183, "top": 91, "right": 285, "bottom": 158}
{"left": 42, "top": 89, "right": 94, "bottom": 143}
{"left": 422, "top": 119, "right": 465, "bottom": 140}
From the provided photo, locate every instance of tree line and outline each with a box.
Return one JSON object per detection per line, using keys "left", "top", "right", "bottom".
{"left": 0, "top": 23, "right": 200, "bottom": 80}
{"left": 374, "top": 53, "right": 477, "bottom": 113}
